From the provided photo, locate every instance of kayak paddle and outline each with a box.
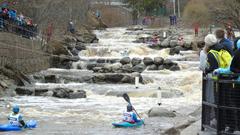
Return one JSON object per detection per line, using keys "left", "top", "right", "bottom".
{"left": 122, "top": 93, "right": 145, "bottom": 125}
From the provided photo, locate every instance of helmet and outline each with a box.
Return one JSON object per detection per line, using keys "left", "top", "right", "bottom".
{"left": 12, "top": 105, "right": 20, "bottom": 113}
{"left": 127, "top": 104, "right": 133, "bottom": 112}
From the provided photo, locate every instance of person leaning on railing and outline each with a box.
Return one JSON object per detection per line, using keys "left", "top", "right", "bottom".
{"left": 213, "top": 39, "right": 240, "bottom": 80}
{"left": 202, "top": 34, "right": 232, "bottom": 74}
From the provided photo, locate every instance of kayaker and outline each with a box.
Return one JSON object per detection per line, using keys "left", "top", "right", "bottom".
{"left": 8, "top": 105, "right": 26, "bottom": 128}
{"left": 122, "top": 104, "right": 141, "bottom": 124}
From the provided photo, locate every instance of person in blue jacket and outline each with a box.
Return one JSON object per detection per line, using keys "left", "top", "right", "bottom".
{"left": 216, "top": 29, "right": 234, "bottom": 55}
{"left": 122, "top": 104, "right": 141, "bottom": 123}
{"left": 8, "top": 105, "right": 26, "bottom": 128}
{"left": 214, "top": 39, "right": 240, "bottom": 81}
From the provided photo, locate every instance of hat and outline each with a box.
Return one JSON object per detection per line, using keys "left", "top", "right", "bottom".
{"left": 204, "top": 34, "right": 217, "bottom": 47}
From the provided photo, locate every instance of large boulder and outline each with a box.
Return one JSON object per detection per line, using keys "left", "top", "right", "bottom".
{"left": 69, "top": 90, "right": 86, "bottom": 99}
{"left": 163, "top": 59, "right": 176, "bottom": 69}
{"left": 110, "top": 63, "right": 122, "bottom": 72}
{"left": 169, "top": 65, "right": 181, "bottom": 71}
{"left": 75, "top": 42, "right": 86, "bottom": 51}
{"left": 148, "top": 107, "right": 176, "bottom": 117}
{"left": 169, "top": 47, "right": 180, "bottom": 55}
{"left": 70, "top": 48, "right": 79, "bottom": 56}
{"left": 15, "top": 87, "right": 33, "bottom": 96}
{"left": 170, "top": 40, "right": 178, "bottom": 48}
{"left": 131, "top": 57, "right": 142, "bottom": 66}
{"left": 132, "top": 64, "right": 146, "bottom": 73}
{"left": 148, "top": 64, "right": 158, "bottom": 70}
{"left": 120, "top": 57, "right": 131, "bottom": 65}
{"left": 143, "top": 57, "right": 154, "bottom": 66}
{"left": 154, "top": 57, "right": 164, "bottom": 66}
{"left": 86, "top": 63, "right": 98, "bottom": 70}
{"left": 34, "top": 89, "right": 49, "bottom": 96}
{"left": 121, "top": 64, "right": 133, "bottom": 73}
{"left": 53, "top": 88, "right": 86, "bottom": 99}
{"left": 161, "top": 38, "right": 170, "bottom": 47}
{"left": 44, "top": 75, "right": 57, "bottom": 83}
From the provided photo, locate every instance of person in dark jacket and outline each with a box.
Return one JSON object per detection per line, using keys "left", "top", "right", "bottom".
{"left": 216, "top": 29, "right": 234, "bottom": 55}
{"left": 204, "top": 34, "right": 221, "bottom": 73}
{"left": 230, "top": 39, "right": 240, "bottom": 73}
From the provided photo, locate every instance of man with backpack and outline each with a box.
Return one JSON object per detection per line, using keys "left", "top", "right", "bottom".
{"left": 204, "top": 34, "right": 232, "bottom": 73}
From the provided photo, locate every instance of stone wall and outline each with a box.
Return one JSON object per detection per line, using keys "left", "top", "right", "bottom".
{"left": 0, "top": 32, "right": 50, "bottom": 74}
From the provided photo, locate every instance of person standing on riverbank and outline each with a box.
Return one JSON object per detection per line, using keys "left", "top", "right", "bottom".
{"left": 215, "top": 29, "right": 234, "bottom": 56}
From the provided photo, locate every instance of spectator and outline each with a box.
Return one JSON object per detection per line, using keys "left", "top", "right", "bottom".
{"left": 0, "top": 8, "right": 3, "bottom": 29}
{"left": 230, "top": 39, "right": 240, "bottom": 73}
{"left": 215, "top": 29, "right": 234, "bottom": 55}
{"left": 205, "top": 34, "right": 232, "bottom": 73}
{"left": 68, "top": 19, "right": 75, "bottom": 34}
{"left": 194, "top": 23, "right": 199, "bottom": 37}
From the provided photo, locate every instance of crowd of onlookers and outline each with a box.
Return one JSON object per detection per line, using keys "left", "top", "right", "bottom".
{"left": 199, "top": 29, "right": 240, "bottom": 75}
{"left": 0, "top": 7, "right": 38, "bottom": 39}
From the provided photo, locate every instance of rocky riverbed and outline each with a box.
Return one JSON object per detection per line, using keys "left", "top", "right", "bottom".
{"left": 0, "top": 27, "right": 204, "bottom": 135}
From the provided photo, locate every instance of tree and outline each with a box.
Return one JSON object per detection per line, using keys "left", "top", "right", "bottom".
{"left": 183, "top": 0, "right": 212, "bottom": 26}
{"left": 211, "top": 0, "right": 240, "bottom": 30}
{"left": 123, "top": 0, "right": 166, "bottom": 24}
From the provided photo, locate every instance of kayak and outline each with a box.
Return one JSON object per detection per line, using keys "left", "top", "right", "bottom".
{"left": 112, "top": 120, "right": 144, "bottom": 128}
{"left": 0, "top": 120, "right": 37, "bottom": 132}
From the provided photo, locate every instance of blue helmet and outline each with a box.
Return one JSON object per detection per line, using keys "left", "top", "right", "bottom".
{"left": 127, "top": 104, "right": 133, "bottom": 112}
{"left": 12, "top": 105, "right": 20, "bottom": 113}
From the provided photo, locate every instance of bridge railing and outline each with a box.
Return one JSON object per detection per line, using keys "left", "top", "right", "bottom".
{"left": 202, "top": 73, "right": 240, "bottom": 134}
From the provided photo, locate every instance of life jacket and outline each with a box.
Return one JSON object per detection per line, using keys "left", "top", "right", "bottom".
{"left": 8, "top": 113, "right": 21, "bottom": 126}
{"left": 209, "top": 49, "right": 232, "bottom": 68}
{"left": 123, "top": 112, "right": 135, "bottom": 123}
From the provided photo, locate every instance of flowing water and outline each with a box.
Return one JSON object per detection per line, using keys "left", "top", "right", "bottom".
{"left": 0, "top": 27, "right": 202, "bottom": 135}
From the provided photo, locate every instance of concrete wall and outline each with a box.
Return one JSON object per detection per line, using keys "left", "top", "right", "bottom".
{"left": 0, "top": 32, "right": 50, "bottom": 74}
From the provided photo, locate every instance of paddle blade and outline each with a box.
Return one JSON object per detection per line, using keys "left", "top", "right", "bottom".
{"left": 122, "top": 93, "right": 131, "bottom": 103}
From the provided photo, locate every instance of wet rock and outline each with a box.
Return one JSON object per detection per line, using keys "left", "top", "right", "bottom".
{"left": 44, "top": 75, "right": 57, "bottom": 83}
{"left": 120, "top": 57, "right": 131, "bottom": 65}
{"left": 148, "top": 64, "right": 158, "bottom": 70}
{"left": 121, "top": 75, "right": 135, "bottom": 83}
{"left": 110, "top": 63, "right": 122, "bottom": 72}
{"left": 170, "top": 65, "right": 181, "bottom": 71}
{"left": 158, "top": 65, "right": 164, "bottom": 70}
{"left": 15, "top": 87, "right": 33, "bottom": 95}
{"left": 70, "top": 48, "right": 79, "bottom": 56}
{"left": 86, "top": 63, "right": 98, "bottom": 70}
{"left": 122, "top": 64, "right": 132, "bottom": 73}
{"left": 148, "top": 107, "right": 176, "bottom": 117}
{"left": 163, "top": 59, "right": 176, "bottom": 69}
{"left": 92, "top": 67, "right": 102, "bottom": 73}
{"left": 53, "top": 88, "right": 71, "bottom": 98}
{"left": 154, "top": 57, "right": 164, "bottom": 66}
{"left": 162, "top": 127, "right": 180, "bottom": 135}
{"left": 170, "top": 47, "right": 180, "bottom": 55}
{"left": 131, "top": 57, "right": 142, "bottom": 66}
{"left": 52, "top": 88, "right": 86, "bottom": 99}
{"left": 105, "top": 74, "right": 125, "bottom": 83}
{"left": 132, "top": 64, "right": 146, "bottom": 73}
{"left": 69, "top": 90, "right": 86, "bottom": 99}
{"left": 75, "top": 43, "right": 86, "bottom": 51}
{"left": 143, "top": 57, "right": 154, "bottom": 66}
{"left": 41, "top": 91, "right": 54, "bottom": 97}
{"left": 170, "top": 40, "right": 178, "bottom": 48}
{"left": 161, "top": 38, "right": 170, "bottom": 47}
{"left": 34, "top": 89, "right": 49, "bottom": 96}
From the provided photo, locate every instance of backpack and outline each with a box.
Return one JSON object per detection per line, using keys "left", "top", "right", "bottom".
{"left": 209, "top": 49, "right": 232, "bottom": 68}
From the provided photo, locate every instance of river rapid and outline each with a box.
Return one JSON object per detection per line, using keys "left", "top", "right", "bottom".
{"left": 0, "top": 27, "right": 202, "bottom": 135}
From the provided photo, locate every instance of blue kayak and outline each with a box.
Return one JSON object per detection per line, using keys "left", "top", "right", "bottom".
{"left": 0, "top": 120, "right": 37, "bottom": 132}
{"left": 112, "top": 120, "right": 144, "bottom": 128}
